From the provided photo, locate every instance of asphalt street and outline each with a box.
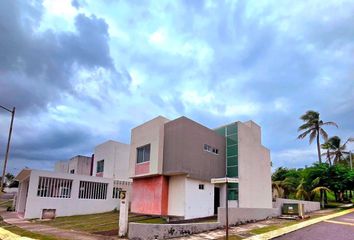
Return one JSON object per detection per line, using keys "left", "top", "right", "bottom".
{"left": 274, "top": 211, "right": 354, "bottom": 240}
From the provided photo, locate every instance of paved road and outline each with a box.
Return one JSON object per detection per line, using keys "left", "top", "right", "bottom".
{"left": 274, "top": 211, "right": 354, "bottom": 240}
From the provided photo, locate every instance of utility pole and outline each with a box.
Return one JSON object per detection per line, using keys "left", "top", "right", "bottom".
{"left": 225, "top": 180, "right": 229, "bottom": 240}
{"left": 350, "top": 150, "right": 353, "bottom": 170}
{"left": 0, "top": 106, "right": 15, "bottom": 192}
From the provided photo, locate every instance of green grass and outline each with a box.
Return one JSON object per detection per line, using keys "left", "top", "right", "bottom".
{"left": 217, "top": 235, "right": 244, "bottom": 240}
{"left": 0, "top": 199, "right": 13, "bottom": 209}
{"left": 0, "top": 217, "right": 65, "bottom": 240}
{"left": 250, "top": 221, "right": 299, "bottom": 235}
{"left": 33, "top": 211, "right": 166, "bottom": 235}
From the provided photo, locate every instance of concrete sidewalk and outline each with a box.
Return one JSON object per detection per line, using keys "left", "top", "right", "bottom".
{"left": 0, "top": 209, "right": 119, "bottom": 240}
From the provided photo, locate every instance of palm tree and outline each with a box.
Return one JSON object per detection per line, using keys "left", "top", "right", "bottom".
{"left": 311, "top": 186, "right": 331, "bottom": 208}
{"left": 297, "top": 111, "right": 338, "bottom": 164}
{"left": 321, "top": 142, "right": 333, "bottom": 166}
{"left": 325, "top": 136, "right": 354, "bottom": 165}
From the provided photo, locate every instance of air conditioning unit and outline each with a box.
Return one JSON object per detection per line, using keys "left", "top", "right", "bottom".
{"left": 282, "top": 203, "right": 305, "bottom": 218}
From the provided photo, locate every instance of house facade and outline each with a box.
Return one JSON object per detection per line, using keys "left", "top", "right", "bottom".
{"left": 55, "top": 155, "right": 92, "bottom": 175}
{"left": 92, "top": 140, "right": 130, "bottom": 179}
{"left": 130, "top": 116, "right": 272, "bottom": 219}
{"left": 15, "top": 140, "right": 131, "bottom": 219}
{"left": 15, "top": 116, "right": 272, "bottom": 220}
{"left": 16, "top": 169, "right": 131, "bottom": 219}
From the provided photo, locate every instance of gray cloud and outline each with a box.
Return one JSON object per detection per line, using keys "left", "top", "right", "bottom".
{"left": 0, "top": 1, "right": 117, "bottom": 113}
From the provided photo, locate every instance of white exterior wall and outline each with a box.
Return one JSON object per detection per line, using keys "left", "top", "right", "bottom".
{"left": 54, "top": 161, "right": 69, "bottom": 173}
{"left": 168, "top": 176, "right": 185, "bottom": 217}
{"left": 184, "top": 178, "right": 214, "bottom": 219}
{"left": 21, "top": 170, "right": 131, "bottom": 219}
{"left": 93, "top": 140, "right": 130, "bottom": 179}
{"left": 68, "top": 156, "right": 91, "bottom": 175}
{"left": 238, "top": 121, "right": 272, "bottom": 209}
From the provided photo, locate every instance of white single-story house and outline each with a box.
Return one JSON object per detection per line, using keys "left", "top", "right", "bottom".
{"left": 15, "top": 169, "right": 131, "bottom": 219}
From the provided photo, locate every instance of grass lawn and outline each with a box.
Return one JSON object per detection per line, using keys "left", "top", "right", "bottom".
{"left": 33, "top": 211, "right": 166, "bottom": 235}
{"left": 250, "top": 221, "right": 296, "bottom": 235}
{"left": 0, "top": 199, "right": 13, "bottom": 209}
{"left": 217, "top": 235, "right": 244, "bottom": 240}
{"left": 0, "top": 217, "right": 65, "bottom": 240}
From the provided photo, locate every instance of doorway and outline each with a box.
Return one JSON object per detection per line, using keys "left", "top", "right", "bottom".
{"left": 214, "top": 187, "right": 220, "bottom": 215}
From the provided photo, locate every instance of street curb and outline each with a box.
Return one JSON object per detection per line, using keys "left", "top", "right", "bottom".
{"left": 0, "top": 227, "right": 34, "bottom": 240}
{"left": 244, "top": 208, "right": 354, "bottom": 240}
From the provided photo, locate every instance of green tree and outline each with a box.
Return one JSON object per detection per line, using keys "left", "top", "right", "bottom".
{"left": 324, "top": 136, "right": 354, "bottom": 165}
{"left": 297, "top": 110, "right": 338, "bottom": 164}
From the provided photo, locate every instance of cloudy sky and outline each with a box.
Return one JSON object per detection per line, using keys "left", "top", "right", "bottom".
{"left": 0, "top": 0, "right": 353, "bottom": 174}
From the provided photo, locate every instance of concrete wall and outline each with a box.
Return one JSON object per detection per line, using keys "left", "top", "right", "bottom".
{"left": 274, "top": 198, "right": 321, "bottom": 213}
{"left": 129, "top": 116, "right": 170, "bottom": 178}
{"left": 54, "top": 161, "right": 68, "bottom": 173}
{"left": 218, "top": 207, "right": 279, "bottom": 225}
{"left": 93, "top": 140, "right": 130, "bottom": 179}
{"left": 128, "top": 222, "right": 222, "bottom": 240}
{"left": 18, "top": 170, "right": 131, "bottom": 219}
{"left": 163, "top": 117, "right": 226, "bottom": 181}
{"left": 185, "top": 178, "right": 214, "bottom": 219}
{"left": 168, "top": 175, "right": 185, "bottom": 217}
{"left": 238, "top": 121, "right": 272, "bottom": 209}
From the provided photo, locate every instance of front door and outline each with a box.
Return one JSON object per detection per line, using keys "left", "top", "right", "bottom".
{"left": 214, "top": 187, "right": 220, "bottom": 215}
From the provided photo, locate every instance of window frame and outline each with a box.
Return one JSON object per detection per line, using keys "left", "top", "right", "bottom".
{"left": 96, "top": 159, "right": 104, "bottom": 173}
{"left": 136, "top": 144, "right": 151, "bottom": 164}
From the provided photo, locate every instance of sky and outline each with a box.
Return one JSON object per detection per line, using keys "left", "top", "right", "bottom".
{"left": 0, "top": 0, "right": 353, "bottom": 174}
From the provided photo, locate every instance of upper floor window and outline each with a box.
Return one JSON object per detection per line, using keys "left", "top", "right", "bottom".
{"left": 97, "top": 160, "right": 104, "bottom": 173}
{"left": 137, "top": 144, "right": 151, "bottom": 163}
{"left": 204, "top": 144, "right": 219, "bottom": 155}
{"left": 70, "top": 169, "right": 75, "bottom": 174}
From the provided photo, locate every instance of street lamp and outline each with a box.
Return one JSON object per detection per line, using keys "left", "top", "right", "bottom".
{"left": 0, "top": 105, "right": 15, "bottom": 192}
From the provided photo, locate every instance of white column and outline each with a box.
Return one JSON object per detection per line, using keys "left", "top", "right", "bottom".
{"left": 118, "top": 191, "right": 129, "bottom": 237}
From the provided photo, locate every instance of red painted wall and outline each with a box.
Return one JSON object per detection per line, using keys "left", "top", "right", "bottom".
{"left": 131, "top": 175, "right": 169, "bottom": 215}
{"left": 135, "top": 162, "right": 150, "bottom": 175}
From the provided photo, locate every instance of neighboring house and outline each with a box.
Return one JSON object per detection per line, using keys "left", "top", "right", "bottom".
{"left": 15, "top": 140, "right": 131, "bottom": 219}
{"left": 92, "top": 140, "right": 130, "bottom": 179}
{"left": 15, "top": 169, "right": 131, "bottom": 219}
{"left": 130, "top": 116, "right": 272, "bottom": 220}
{"left": 54, "top": 155, "right": 92, "bottom": 176}
{"left": 54, "top": 160, "right": 69, "bottom": 173}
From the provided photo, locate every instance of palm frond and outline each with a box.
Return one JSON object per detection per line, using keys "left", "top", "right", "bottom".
{"left": 311, "top": 186, "right": 331, "bottom": 195}
{"left": 309, "top": 130, "right": 317, "bottom": 144}
{"left": 321, "top": 121, "right": 338, "bottom": 128}
{"left": 300, "top": 111, "right": 319, "bottom": 121}
{"left": 311, "top": 177, "right": 320, "bottom": 187}
{"left": 297, "top": 129, "right": 313, "bottom": 139}
{"left": 319, "top": 128, "right": 328, "bottom": 141}
{"left": 298, "top": 123, "right": 315, "bottom": 131}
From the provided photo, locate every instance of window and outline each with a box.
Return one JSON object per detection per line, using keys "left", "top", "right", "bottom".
{"left": 199, "top": 184, "right": 204, "bottom": 190}
{"left": 97, "top": 160, "right": 104, "bottom": 173}
{"left": 112, "top": 187, "right": 122, "bottom": 198}
{"left": 203, "top": 144, "right": 218, "bottom": 155}
{"left": 137, "top": 144, "right": 151, "bottom": 163}
{"left": 70, "top": 169, "right": 75, "bottom": 174}
{"left": 37, "top": 177, "right": 73, "bottom": 198}
{"left": 59, "top": 187, "right": 71, "bottom": 198}
{"left": 78, "top": 181, "right": 108, "bottom": 199}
